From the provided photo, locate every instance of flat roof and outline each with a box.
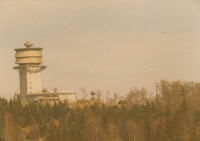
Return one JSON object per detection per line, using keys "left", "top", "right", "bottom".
{"left": 48, "top": 90, "right": 76, "bottom": 93}
{"left": 27, "top": 91, "right": 76, "bottom": 95}
{"left": 14, "top": 48, "right": 43, "bottom": 51}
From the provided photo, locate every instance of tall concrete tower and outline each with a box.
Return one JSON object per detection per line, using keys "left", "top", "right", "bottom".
{"left": 13, "top": 42, "right": 46, "bottom": 102}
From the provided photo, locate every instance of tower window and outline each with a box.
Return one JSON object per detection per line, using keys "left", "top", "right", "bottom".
{"left": 30, "top": 87, "right": 31, "bottom": 89}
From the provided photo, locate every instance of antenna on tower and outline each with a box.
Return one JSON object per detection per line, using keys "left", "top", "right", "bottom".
{"left": 24, "top": 42, "right": 34, "bottom": 48}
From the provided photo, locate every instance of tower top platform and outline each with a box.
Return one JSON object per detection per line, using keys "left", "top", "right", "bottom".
{"left": 14, "top": 42, "right": 44, "bottom": 64}
{"left": 14, "top": 48, "right": 43, "bottom": 51}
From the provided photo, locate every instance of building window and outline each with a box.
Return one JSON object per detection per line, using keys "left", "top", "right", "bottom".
{"left": 30, "top": 91, "right": 32, "bottom": 94}
{"left": 30, "top": 87, "right": 31, "bottom": 89}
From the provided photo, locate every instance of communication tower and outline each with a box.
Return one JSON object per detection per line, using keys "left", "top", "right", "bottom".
{"left": 13, "top": 42, "right": 46, "bottom": 102}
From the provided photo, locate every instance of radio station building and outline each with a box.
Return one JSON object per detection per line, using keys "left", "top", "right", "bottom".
{"left": 13, "top": 42, "right": 77, "bottom": 105}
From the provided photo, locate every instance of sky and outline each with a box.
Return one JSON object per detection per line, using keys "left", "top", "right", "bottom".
{"left": 1, "top": 0, "right": 200, "bottom": 99}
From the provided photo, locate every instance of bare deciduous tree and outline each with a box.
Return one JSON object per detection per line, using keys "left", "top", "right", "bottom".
{"left": 107, "top": 122, "right": 122, "bottom": 141}
{"left": 106, "top": 90, "right": 110, "bottom": 104}
{"left": 113, "top": 93, "right": 118, "bottom": 104}
{"left": 96, "top": 89, "right": 102, "bottom": 102}
{"left": 4, "top": 113, "right": 22, "bottom": 141}
{"left": 80, "top": 87, "right": 87, "bottom": 102}
{"left": 82, "top": 112, "right": 105, "bottom": 141}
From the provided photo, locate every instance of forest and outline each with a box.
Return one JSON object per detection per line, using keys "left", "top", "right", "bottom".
{"left": 1, "top": 80, "right": 200, "bottom": 141}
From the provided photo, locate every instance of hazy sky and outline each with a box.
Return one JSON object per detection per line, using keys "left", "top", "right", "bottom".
{"left": 1, "top": 0, "right": 200, "bottom": 99}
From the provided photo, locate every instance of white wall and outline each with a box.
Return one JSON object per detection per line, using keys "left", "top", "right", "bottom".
{"left": 58, "top": 92, "right": 77, "bottom": 102}
{"left": 27, "top": 66, "right": 42, "bottom": 94}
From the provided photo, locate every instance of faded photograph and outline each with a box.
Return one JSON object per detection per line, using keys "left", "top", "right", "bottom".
{"left": 0, "top": 0, "right": 200, "bottom": 141}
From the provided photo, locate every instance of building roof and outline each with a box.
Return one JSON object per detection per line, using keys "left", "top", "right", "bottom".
{"left": 51, "top": 90, "right": 76, "bottom": 94}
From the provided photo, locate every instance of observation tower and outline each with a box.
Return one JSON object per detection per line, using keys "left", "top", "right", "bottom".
{"left": 13, "top": 42, "right": 46, "bottom": 102}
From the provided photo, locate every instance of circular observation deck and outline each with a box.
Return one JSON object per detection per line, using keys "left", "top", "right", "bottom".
{"left": 14, "top": 42, "right": 43, "bottom": 64}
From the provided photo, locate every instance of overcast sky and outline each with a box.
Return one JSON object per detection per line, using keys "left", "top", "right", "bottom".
{"left": 1, "top": 0, "right": 200, "bottom": 99}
